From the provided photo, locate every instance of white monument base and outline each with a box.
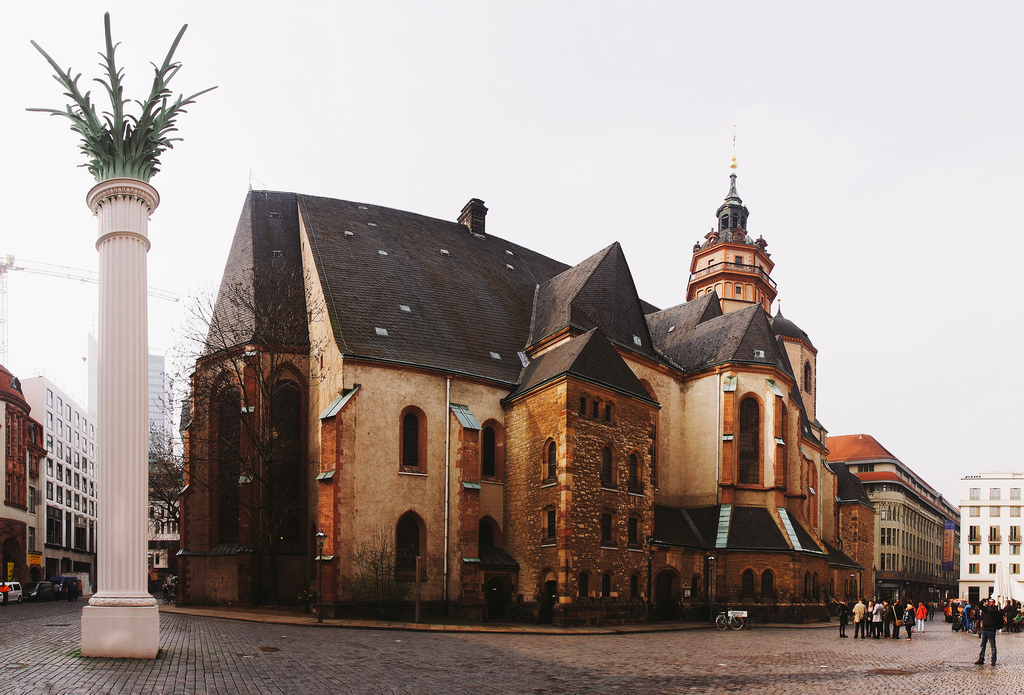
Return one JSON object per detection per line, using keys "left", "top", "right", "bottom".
{"left": 81, "top": 604, "right": 160, "bottom": 658}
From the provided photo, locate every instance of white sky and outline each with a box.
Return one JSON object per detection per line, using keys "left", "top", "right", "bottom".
{"left": 3, "top": 1, "right": 1021, "bottom": 504}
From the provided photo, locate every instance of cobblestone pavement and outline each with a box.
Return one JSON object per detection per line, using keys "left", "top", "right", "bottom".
{"left": 0, "top": 600, "right": 1019, "bottom": 694}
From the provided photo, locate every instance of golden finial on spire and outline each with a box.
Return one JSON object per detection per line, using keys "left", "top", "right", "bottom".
{"left": 730, "top": 125, "right": 738, "bottom": 170}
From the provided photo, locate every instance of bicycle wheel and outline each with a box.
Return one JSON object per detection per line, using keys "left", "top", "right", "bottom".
{"left": 716, "top": 614, "right": 728, "bottom": 631}
{"left": 730, "top": 616, "right": 744, "bottom": 630}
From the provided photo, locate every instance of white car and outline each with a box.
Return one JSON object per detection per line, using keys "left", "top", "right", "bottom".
{"left": 1, "top": 581, "right": 23, "bottom": 604}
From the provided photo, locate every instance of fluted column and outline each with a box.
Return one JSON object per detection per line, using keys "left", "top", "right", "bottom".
{"left": 81, "top": 178, "right": 160, "bottom": 658}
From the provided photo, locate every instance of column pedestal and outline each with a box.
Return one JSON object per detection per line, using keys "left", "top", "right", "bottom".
{"left": 80, "top": 178, "right": 160, "bottom": 658}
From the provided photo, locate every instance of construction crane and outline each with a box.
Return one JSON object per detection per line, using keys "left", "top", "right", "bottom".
{"left": 0, "top": 254, "right": 180, "bottom": 365}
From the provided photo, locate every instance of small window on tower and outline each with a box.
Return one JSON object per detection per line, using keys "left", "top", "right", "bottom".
{"left": 735, "top": 256, "right": 743, "bottom": 264}
{"left": 735, "top": 284, "right": 743, "bottom": 298}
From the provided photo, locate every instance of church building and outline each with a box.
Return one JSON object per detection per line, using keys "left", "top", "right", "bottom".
{"left": 179, "top": 169, "right": 873, "bottom": 624}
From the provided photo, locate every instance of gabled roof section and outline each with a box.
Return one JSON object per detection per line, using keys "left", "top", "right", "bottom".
{"left": 297, "top": 194, "right": 569, "bottom": 384}
{"left": 827, "top": 460, "right": 874, "bottom": 507}
{"left": 646, "top": 292, "right": 723, "bottom": 351}
{"left": 529, "top": 243, "right": 658, "bottom": 359}
{"left": 207, "top": 191, "right": 309, "bottom": 354}
{"left": 652, "top": 505, "right": 710, "bottom": 549}
{"left": 651, "top": 303, "right": 791, "bottom": 375}
{"left": 505, "top": 329, "right": 655, "bottom": 404}
{"left": 823, "top": 540, "right": 862, "bottom": 569}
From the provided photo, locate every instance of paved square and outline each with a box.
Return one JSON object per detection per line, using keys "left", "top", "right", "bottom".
{"left": 0, "top": 601, "right": 1018, "bottom": 693}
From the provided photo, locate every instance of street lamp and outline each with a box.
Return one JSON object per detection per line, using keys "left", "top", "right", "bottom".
{"left": 645, "top": 536, "right": 654, "bottom": 623}
{"left": 708, "top": 556, "right": 716, "bottom": 623}
{"left": 315, "top": 529, "right": 326, "bottom": 624}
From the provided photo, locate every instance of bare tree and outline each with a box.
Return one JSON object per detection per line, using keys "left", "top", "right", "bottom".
{"left": 350, "top": 527, "right": 412, "bottom": 619}
{"left": 176, "top": 265, "right": 327, "bottom": 605}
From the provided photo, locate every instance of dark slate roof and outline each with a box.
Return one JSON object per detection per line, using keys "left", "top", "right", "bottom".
{"left": 207, "top": 191, "right": 309, "bottom": 353}
{"left": 789, "top": 517, "right": 826, "bottom": 555}
{"left": 828, "top": 461, "right": 874, "bottom": 507}
{"left": 653, "top": 505, "right": 710, "bottom": 548}
{"left": 645, "top": 292, "right": 722, "bottom": 348}
{"left": 505, "top": 329, "right": 656, "bottom": 403}
{"left": 650, "top": 303, "right": 792, "bottom": 376}
{"left": 728, "top": 506, "right": 790, "bottom": 551}
{"left": 530, "top": 243, "right": 659, "bottom": 359}
{"left": 297, "top": 194, "right": 569, "bottom": 384}
{"left": 770, "top": 308, "right": 814, "bottom": 348}
{"left": 479, "top": 547, "right": 520, "bottom": 570}
{"left": 822, "top": 540, "right": 862, "bottom": 569}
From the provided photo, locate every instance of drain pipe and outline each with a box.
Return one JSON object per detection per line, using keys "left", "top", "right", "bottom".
{"left": 442, "top": 376, "right": 451, "bottom": 615}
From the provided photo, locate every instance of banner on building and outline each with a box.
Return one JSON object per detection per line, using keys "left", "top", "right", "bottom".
{"left": 942, "top": 520, "right": 956, "bottom": 571}
{"left": 28, "top": 552, "right": 43, "bottom": 566}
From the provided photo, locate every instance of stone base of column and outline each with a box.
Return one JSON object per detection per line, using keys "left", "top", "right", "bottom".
{"left": 81, "top": 604, "right": 159, "bottom": 658}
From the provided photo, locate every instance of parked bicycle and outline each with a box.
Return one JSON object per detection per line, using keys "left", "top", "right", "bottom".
{"left": 716, "top": 608, "right": 747, "bottom": 630}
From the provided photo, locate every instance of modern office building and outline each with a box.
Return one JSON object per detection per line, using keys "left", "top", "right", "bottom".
{"left": 830, "top": 434, "right": 960, "bottom": 603}
{"left": 959, "top": 472, "right": 1024, "bottom": 604}
{"left": 21, "top": 374, "right": 98, "bottom": 590}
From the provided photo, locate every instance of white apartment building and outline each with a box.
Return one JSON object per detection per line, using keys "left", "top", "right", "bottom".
{"left": 21, "top": 375, "right": 98, "bottom": 590}
{"left": 960, "top": 472, "right": 1024, "bottom": 604}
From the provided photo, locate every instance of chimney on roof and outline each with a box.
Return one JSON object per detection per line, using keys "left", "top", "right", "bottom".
{"left": 458, "top": 198, "right": 488, "bottom": 237}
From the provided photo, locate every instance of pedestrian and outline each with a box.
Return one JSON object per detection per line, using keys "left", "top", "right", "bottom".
{"left": 887, "top": 600, "right": 902, "bottom": 639}
{"left": 866, "top": 601, "right": 875, "bottom": 638}
{"left": 975, "top": 598, "right": 1003, "bottom": 665}
{"left": 903, "top": 601, "right": 915, "bottom": 640}
{"left": 882, "top": 599, "right": 892, "bottom": 638}
{"left": 853, "top": 598, "right": 867, "bottom": 639}
{"left": 1002, "top": 600, "right": 1014, "bottom": 634}
{"left": 872, "top": 599, "right": 884, "bottom": 639}
{"left": 67, "top": 580, "right": 78, "bottom": 602}
{"left": 915, "top": 601, "right": 927, "bottom": 633}
{"left": 838, "top": 598, "right": 849, "bottom": 638}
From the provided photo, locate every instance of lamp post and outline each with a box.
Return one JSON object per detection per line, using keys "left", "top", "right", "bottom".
{"left": 645, "top": 536, "right": 654, "bottom": 623}
{"left": 708, "top": 556, "right": 716, "bottom": 623}
{"left": 316, "top": 530, "right": 326, "bottom": 624}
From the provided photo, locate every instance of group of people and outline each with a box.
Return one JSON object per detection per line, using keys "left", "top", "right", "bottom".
{"left": 836, "top": 598, "right": 929, "bottom": 640}
{"left": 949, "top": 598, "right": 1022, "bottom": 635}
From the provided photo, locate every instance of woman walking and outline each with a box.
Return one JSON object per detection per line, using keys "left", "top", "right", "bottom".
{"left": 903, "top": 601, "right": 916, "bottom": 640}
{"left": 915, "top": 601, "right": 927, "bottom": 633}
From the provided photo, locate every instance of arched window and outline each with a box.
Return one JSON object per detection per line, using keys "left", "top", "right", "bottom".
{"left": 601, "top": 573, "right": 612, "bottom": 598}
{"left": 545, "top": 441, "right": 557, "bottom": 481}
{"left": 482, "top": 426, "right": 496, "bottom": 477}
{"left": 761, "top": 570, "right": 775, "bottom": 600}
{"left": 396, "top": 514, "right": 422, "bottom": 577}
{"left": 601, "top": 447, "right": 614, "bottom": 487}
{"left": 803, "top": 571, "right": 811, "bottom": 600}
{"left": 630, "top": 574, "right": 639, "bottom": 599}
{"left": 812, "top": 572, "right": 819, "bottom": 600}
{"left": 578, "top": 572, "right": 590, "bottom": 598}
{"left": 628, "top": 453, "right": 640, "bottom": 491}
{"left": 217, "top": 387, "right": 241, "bottom": 545}
{"left": 741, "top": 569, "right": 755, "bottom": 599}
{"left": 479, "top": 519, "right": 495, "bottom": 548}
{"left": 738, "top": 397, "right": 760, "bottom": 485}
{"left": 400, "top": 408, "right": 426, "bottom": 471}
{"left": 803, "top": 361, "right": 813, "bottom": 395}
{"left": 270, "top": 381, "right": 302, "bottom": 546}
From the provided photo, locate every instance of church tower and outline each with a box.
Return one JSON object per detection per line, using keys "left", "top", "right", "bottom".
{"left": 686, "top": 165, "right": 777, "bottom": 314}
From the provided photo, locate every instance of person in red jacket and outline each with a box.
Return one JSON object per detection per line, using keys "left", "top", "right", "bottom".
{"left": 915, "top": 601, "right": 928, "bottom": 633}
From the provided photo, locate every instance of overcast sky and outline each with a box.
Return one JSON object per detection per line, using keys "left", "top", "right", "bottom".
{"left": 3, "top": 1, "right": 1021, "bottom": 504}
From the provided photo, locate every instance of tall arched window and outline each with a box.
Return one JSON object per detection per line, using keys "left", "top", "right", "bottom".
{"left": 479, "top": 519, "right": 495, "bottom": 548}
{"left": 578, "top": 571, "right": 590, "bottom": 598}
{"left": 601, "top": 447, "right": 614, "bottom": 487}
{"left": 217, "top": 387, "right": 241, "bottom": 544}
{"left": 396, "top": 514, "right": 422, "bottom": 576}
{"left": 761, "top": 570, "right": 775, "bottom": 600}
{"left": 270, "top": 381, "right": 302, "bottom": 545}
{"left": 481, "top": 426, "right": 496, "bottom": 477}
{"left": 395, "top": 407, "right": 419, "bottom": 472}
{"left": 741, "top": 569, "right": 755, "bottom": 599}
{"left": 803, "top": 361, "right": 813, "bottom": 395}
{"left": 738, "top": 397, "right": 760, "bottom": 485}
{"left": 803, "top": 571, "right": 811, "bottom": 599}
{"left": 546, "top": 441, "right": 557, "bottom": 481}
{"left": 628, "top": 453, "right": 640, "bottom": 491}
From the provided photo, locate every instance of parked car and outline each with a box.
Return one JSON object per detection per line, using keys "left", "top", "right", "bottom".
{"left": 1, "top": 581, "right": 23, "bottom": 604}
{"left": 23, "top": 581, "right": 53, "bottom": 602}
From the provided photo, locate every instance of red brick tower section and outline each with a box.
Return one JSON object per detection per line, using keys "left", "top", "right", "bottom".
{"left": 451, "top": 414, "right": 483, "bottom": 619}
{"left": 315, "top": 387, "right": 360, "bottom": 609}
{"left": 503, "top": 375, "right": 656, "bottom": 625}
